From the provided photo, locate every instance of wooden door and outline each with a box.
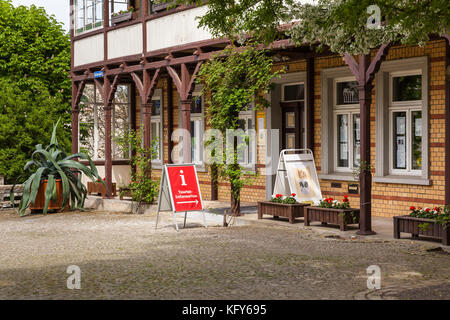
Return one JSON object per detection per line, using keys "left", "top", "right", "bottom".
{"left": 281, "top": 102, "right": 303, "bottom": 150}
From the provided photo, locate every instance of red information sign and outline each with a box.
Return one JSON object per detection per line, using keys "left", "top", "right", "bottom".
{"left": 166, "top": 165, "right": 203, "bottom": 212}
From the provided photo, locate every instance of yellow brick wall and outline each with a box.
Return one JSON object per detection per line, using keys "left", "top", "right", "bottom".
{"left": 132, "top": 40, "right": 447, "bottom": 216}
{"left": 313, "top": 40, "right": 448, "bottom": 217}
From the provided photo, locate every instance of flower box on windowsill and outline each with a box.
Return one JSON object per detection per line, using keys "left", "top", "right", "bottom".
{"left": 258, "top": 201, "right": 310, "bottom": 224}
{"left": 394, "top": 215, "right": 449, "bottom": 246}
{"left": 111, "top": 12, "right": 133, "bottom": 26}
{"left": 304, "top": 206, "right": 360, "bottom": 231}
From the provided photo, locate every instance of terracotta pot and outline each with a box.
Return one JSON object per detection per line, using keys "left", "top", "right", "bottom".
{"left": 29, "top": 179, "right": 66, "bottom": 212}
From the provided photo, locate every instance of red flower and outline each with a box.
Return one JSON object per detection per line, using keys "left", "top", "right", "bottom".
{"left": 425, "top": 208, "right": 431, "bottom": 212}
{"left": 343, "top": 195, "right": 349, "bottom": 203}
{"left": 276, "top": 194, "right": 282, "bottom": 198}
{"left": 434, "top": 207, "right": 440, "bottom": 212}
{"left": 291, "top": 193, "right": 296, "bottom": 197}
{"left": 410, "top": 206, "right": 415, "bottom": 211}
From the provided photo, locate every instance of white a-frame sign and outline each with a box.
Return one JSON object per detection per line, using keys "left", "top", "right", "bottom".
{"left": 156, "top": 164, "right": 207, "bottom": 231}
{"left": 273, "top": 149, "right": 322, "bottom": 204}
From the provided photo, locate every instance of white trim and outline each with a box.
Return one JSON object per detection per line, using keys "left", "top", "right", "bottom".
{"left": 151, "top": 88, "right": 164, "bottom": 168}
{"left": 375, "top": 56, "right": 429, "bottom": 184}
{"left": 281, "top": 82, "right": 305, "bottom": 102}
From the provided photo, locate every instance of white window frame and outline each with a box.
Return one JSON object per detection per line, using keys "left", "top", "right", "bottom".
{"left": 78, "top": 83, "right": 131, "bottom": 161}
{"left": 281, "top": 82, "right": 305, "bottom": 103}
{"left": 151, "top": 88, "right": 163, "bottom": 167}
{"left": 375, "top": 56, "right": 429, "bottom": 185}
{"left": 190, "top": 89, "right": 204, "bottom": 167}
{"left": 75, "top": 0, "right": 104, "bottom": 35}
{"left": 333, "top": 77, "right": 360, "bottom": 173}
{"left": 388, "top": 70, "right": 423, "bottom": 176}
{"left": 238, "top": 105, "right": 256, "bottom": 170}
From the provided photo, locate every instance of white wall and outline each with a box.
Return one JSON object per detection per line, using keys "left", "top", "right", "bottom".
{"left": 147, "top": 6, "right": 212, "bottom": 52}
{"left": 73, "top": 33, "right": 104, "bottom": 67}
{"left": 108, "top": 24, "right": 143, "bottom": 60}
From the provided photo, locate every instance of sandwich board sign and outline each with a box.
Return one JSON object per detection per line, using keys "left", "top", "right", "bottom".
{"left": 156, "top": 164, "right": 207, "bottom": 231}
{"left": 273, "top": 149, "right": 322, "bottom": 204}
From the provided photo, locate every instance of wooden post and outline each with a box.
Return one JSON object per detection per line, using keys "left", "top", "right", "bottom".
{"left": 71, "top": 80, "right": 86, "bottom": 156}
{"left": 343, "top": 44, "right": 390, "bottom": 235}
{"left": 142, "top": 101, "right": 153, "bottom": 176}
{"left": 166, "top": 62, "right": 202, "bottom": 164}
{"left": 180, "top": 99, "right": 192, "bottom": 163}
{"left": 131, "top": 69, "right": 161, "bottom": 177}
{"left": 167, "top": 77, "right": 174, "bottom": 163}
{"left": 357, "top": 54, "right": 374, "bottom": 235}
{"left": 72, "top": 82, "right": 80, "bottom": 155}
{"left": 104, "top": 76, "right": 113, "bottom": 198}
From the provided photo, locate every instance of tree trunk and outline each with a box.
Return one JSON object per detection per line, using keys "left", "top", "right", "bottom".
{"left": 230, "top": 185, "right": 241, "bottom": 217}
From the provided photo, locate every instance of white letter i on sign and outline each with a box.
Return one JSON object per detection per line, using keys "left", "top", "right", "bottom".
{"left": 180, "top": 170, "right": 187, "bottom": 186}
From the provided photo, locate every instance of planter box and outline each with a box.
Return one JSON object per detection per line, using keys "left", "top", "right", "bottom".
{"left": 29, "top": 179, "right": 68, "bottom": 213}
{"left": 111, "top": 12, "right": 133, "bottom": 25}
{"left": 87, "top": 182, "right": 117, "bottom": 198}
{"left": 305, "top": 206, "right": 360, "bottom": 231}
{"left": 258, "top": 201, "right": 310, "bottom": 224}
{"left": 394, "top": 215, "right": 449, "bottom": 246}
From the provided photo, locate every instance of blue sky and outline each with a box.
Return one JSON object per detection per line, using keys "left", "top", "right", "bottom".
{"left": 11, "top": 0, "right": 70, "bottom": 31}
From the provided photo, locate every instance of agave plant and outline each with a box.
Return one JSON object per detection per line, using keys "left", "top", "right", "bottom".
{"left": 11, "top": 119, "right": 102, "bottom": 216}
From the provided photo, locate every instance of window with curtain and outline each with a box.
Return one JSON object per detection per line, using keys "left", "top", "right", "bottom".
{"left": 333, "top": 79, "right": 360, "bottom": 171}
{"left": 79, "top": 83, "right": 131, "bottom": 161}
{"left": 390, "top": 73, "right": 423, "bottom": 173}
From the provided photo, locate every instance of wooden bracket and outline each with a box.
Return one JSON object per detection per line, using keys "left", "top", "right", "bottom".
{"left": 131, "top": 68, "right": 161, "bottom": 104}
{"left": 166, "top": 62, "right": 202, "bottom": 101}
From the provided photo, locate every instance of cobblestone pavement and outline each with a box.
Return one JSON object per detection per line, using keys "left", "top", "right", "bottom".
{"left": 0, "top": 209, "right": 449, "bottom": 300}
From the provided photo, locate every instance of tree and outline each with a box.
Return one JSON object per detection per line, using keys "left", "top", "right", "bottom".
{"left": 158, "top": 0, "right": 449, "bottom": 54}
{"left": 197, "top": 45, "right": 281, "bottom": 217}
{"left": 0, "top": 0, "right": 71, "bottom": 183}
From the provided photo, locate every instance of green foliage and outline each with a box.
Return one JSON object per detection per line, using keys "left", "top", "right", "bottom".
{"left": 196, "top": 45, "right": 281, "bottom": 209}
{"left": 157, "top": 0, "right": 450, "bottom": 54}
{"left": 115, "top": 129, "right": 159, "bottom": 210}
{"left": 0, "top": 1, "right": 71, "bottom": 182}
{"left": 318, "top": 196, "right": 350, "bottom": 209}
{"left": 409, "top": 205, "right": 450, "bottom": 227}
{"left": 271, "top": 193, "right": 298, "bottom": 204}
{"left": 12, "top": 120, "right": 102, "bottom": 216}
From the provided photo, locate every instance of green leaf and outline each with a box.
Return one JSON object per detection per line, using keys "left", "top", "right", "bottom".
{"left": 43, "top": 174, "right": 55, "bottom": 215}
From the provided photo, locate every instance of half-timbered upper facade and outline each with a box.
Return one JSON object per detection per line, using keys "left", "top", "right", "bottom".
{"left": 70, "top": 1, "right": 450, "bottom": 232}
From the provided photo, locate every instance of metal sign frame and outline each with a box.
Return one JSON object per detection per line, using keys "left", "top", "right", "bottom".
{"left": 273, "top": 149, "right": 322, "bottom": 203}
{"left": 155, "top": 164, "right": 207, "bottom": 231}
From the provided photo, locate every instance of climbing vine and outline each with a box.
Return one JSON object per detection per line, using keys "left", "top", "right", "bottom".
{"left": 196, "top": 44, "right": 282, "bottom": 217}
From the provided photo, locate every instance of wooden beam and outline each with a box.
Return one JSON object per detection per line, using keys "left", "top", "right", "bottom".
{"left": 366, "top": 43, "right": 391, "bottom": 84}
{"left": 343, "top": 53, "right": 360, "bottom": 83}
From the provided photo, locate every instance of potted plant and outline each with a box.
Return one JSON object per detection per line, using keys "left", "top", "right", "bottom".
{"left": 394, "top": 206, "right": 450, "bottom": 245}
{"left": 111, "top": 7, "right": 135, "bottom": 25}
{"left": 87, "top": 177, "right": 117, "bottom": 198}
{"left": 304, "top": 195, "right": 360, "bottom": 231}
{"left": 10, "top": 120, "right": 102, "bottom": 216}
{"left": 258, "top": 193, "right": 310, "bottom": 224}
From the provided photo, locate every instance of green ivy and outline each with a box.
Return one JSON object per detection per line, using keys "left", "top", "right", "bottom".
{"left": 196, "top": 44, "right": 282, "bottom": 215}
